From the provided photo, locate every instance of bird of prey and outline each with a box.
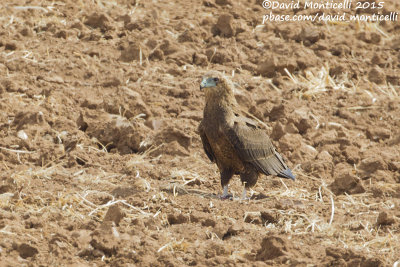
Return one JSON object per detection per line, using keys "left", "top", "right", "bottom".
{"left": 198, "top": 72, "right": 295, "bottom": 199}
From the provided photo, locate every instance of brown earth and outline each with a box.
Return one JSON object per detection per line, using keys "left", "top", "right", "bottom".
{"left": 1, "top": 0, "right": 400, "bottom": 266}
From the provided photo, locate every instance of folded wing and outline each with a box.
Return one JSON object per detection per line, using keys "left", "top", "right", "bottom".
{"left": 198, "top": 121, "right": 215, "bottom": 163}
{"left": 224, "top": 117, "right": 295, "bottom": 180}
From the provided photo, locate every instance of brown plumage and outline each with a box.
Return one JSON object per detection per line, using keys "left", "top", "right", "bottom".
{"left": 198, "top": 72, "right": 295, "bottom": 199}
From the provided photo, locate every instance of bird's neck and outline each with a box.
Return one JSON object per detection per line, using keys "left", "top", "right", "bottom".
{"left": 204, "top": 91, "right": 237, "bottom": 121}
{"left": 204, "top": 90, "right": 237, "bottom": 108}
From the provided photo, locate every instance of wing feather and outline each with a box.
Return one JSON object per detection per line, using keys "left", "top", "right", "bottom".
{"left": 224, "top": 117, "right": 295, "bottom": 180}
{"left": 198, "top": 121, "right": 215, "bottom": 163}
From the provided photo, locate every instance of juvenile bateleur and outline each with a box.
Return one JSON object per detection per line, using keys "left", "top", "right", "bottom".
{"left": 198, "top": 71, "right": 295, "bottom": 199}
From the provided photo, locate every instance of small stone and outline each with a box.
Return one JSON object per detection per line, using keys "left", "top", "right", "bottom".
{"left": 295, "top": 118, "right": 312, "bottom": 134}
{"left": 111, "top": 187, "right": 138, "bottom": 198}
{"left": 103, "top": 205, "right": 125, "bottom": 226}
{"left": 167, "top": 213, "right": 188, "bottom": 225}
{"left": 329, "top": 172, "right": 365, "bottom": 195}
{"left": 45, "top": 75, "right": 64, "bottom": 84}
{"left": 284, "top": 122, "right": 299, "bottom": 134}
{"left": 119, "top": 42, "right": 147, "bottom": 62}
{"left": 205, "top": 48, "right": 233, "bottom": 64}
{"left": 279, "top": 133, "right": 302, "bottom": 153}
{"left": 211, "top": 223, "right": 225, "bottom": 239}
{"left": 84, "top": 12, "right": 113, "bottom": 31}
{"left": 391, "top": 36, "right": 400, "bottom": 50}
{"left": 377, "top": 211, "right": 395, "bottom": 226}
{"left": 70, "top": 20, "right": 84, "bottom": 30}
{"left": 202, "top": 218, "right": 216, "bottom": 227}
{"left": 20, "top": 27, "right": 34, "bottom": 37}
{"left": 368, "top": 67, "right": 386, "bottom": 84}
{"left": 300, "top": 143, "right": 318, "bottom": 159}
{"left": 344, "top": 146, "right": 360, "bottom": 164}
{"left": 317, "top": 150, "right": 332, "bottom": 162}
{"left": 313, "top": 130, "right": 338, "bottom": 146}
{"left": 145, "top": 119, "right": 165, "bottom": 131}
{"left": 81, "top": 97, "right": 103, "bottom": 109}
{"left": 359, "top": 156, "right": 387, "bottom": 176}
{"left": 257, "top": 54, "right": 297, "bottom": 78}
{"left": 71, "top": 230, "right": 91, "bottom": 250}
{"left": 149, "top": 48, "right": 164, "bottom": 61}
{"left": 256, "top": 236, "right": 290, "bottom": 261}
{"left": 159, "top": 39, "right": 179, "bottom": 56}
{"left": 371, "top": 53, "right": 384, "bottom": 66}
{"left": 55, "top": 30, "right": 67, "bottom": 39}
{"left": 330, "top": 65, "right": 346, "bottom": 77}
{"left": 188, "top": 211, "right": 207, "bottom": 223}
{"left": 225, "top": 224, "right": 241, "bottom": 237}
{"left": 17, "top": 130, "right": 28, "bottom": 140}
{"left": 366, "top": 128, "right": 391, "bottom": 141}
{"left": 296, "top": 27, "right": 321, "bottom": 45}
{"left": 177, "top": 30, "right": 196, "bottom": 43}
{"left": 216, "top": 0, "right": 232, "bottom": 5}
{"left": 132, "top": 178, "right": 151, "bottom": 191}
{"left": 5, "top": 42, "right": 18, "bottom": 51}
{"left": 102, "top": 77, "right": 121, "bottom": 87}
{"left": 271, "top": 122, "right": 285, "bottom": 141}
{"left": 212, "top": 14, "right": 235, "bottom": 37}
{"left": 145, "top": 38, "right": 158, "bottom": 49}
{"left": 370, "top": 32, "right": 381, "bottom": 44}
{"left": 388, "top": 134, "right": 400, "bottom": 146}
{"left": 90, "top": 225, "right": 119, "bottom": 257}
{"left": 260, "top": 211, "right": 278, "bottom": 224}
{"left": 373, "top": 170, "right": 396, "bottom": 183}
{"left": 244, "top": 212, "right": 262, "bottom": 224}
{"left": 17, "top": 243, "right": 38, "bottom": 259}
{"left": 388, "top": 161, "right": 400, "bottom": 171}
{"left": 193, "top": 53, "right": 208, "bottom": 66}
{"left": 358, "top": 31, "right": 381, "bottom": 44}
{"left": 25, "top": 217, "right": 42, "bottom": 229}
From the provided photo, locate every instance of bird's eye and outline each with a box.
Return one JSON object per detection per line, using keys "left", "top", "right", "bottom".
{"left": 213, "top": 78, "right": 219, "bottom": 83}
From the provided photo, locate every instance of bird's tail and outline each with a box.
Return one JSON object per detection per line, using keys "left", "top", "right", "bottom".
{"left": 278, "top": 168, "right": 296, "bottom": 180}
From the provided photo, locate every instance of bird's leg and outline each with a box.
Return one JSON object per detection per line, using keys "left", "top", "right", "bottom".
{"left": 241, "top": 187, "right": 251, "bottom": 200}
{"left": 241, "top": 187, "right": 247, "bottom": 199}
{"left": 219, "top": 169, "right": 233, "bottom": 200}
{"left": 220, "top": 185, "right": 230, "bottom": 199}
{"left": 240, "top": 170, "right": 257, "bottom": 200}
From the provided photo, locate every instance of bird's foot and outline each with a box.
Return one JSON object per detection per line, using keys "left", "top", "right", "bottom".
{"left": 219, "top": 193, "right": 233, "bottom": 200}
{"left": 219, "top": 185, "right": 232, "bottom": 200}
{"left": 241, "top": 188, "right": 250, "bottom": 201}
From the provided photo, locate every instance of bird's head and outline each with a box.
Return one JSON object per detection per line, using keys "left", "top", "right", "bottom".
{"left": 200, "top": 76, "right": 220, "bottom": 90}
{"left": 200, "top": 72, "right": 235, "bottom": 101}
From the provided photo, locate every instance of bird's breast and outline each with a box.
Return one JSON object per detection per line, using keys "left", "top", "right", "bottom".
{"left": 203, "top": 121, "right": 244, "bottom": 173}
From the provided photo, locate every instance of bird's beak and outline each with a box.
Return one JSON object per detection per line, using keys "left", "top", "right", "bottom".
{"left": 200, "top": 78, "right": 207, "bottom": 90}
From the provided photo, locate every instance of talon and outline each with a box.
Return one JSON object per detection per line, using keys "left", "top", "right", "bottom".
{"left": 219, "top": 194, "right": 233, "bottom": 200}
